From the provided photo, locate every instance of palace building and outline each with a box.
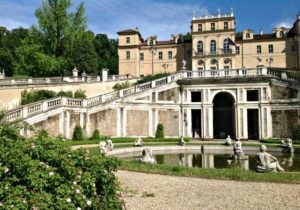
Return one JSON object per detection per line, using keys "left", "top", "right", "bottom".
{"left": 118, "top": 10, "right": 300, "bottom": 76}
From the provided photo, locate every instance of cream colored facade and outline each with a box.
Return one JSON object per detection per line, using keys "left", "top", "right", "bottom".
{"left": 118, "top": 11, "right": 300, "bottom": 76}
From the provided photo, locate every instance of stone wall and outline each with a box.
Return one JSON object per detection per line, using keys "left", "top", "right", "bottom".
{"left": 126, "top": 110, "right": 149, "bottom": 136}
{"left": 271, "top": 110, "right": 299, "bottom": 138}
{"left": 271, "top": 85, "right": 298, "bottom": 100}
{"left": 158, "top": 110, "right": 180, "bottom": 137}
{"left": 89, "top": 109, "right": 117, "bottom": 136}
{"left": 33, "top": 114, "right": 60, "bottom": 136}
{"left": 69, "top": 112, "right": 82, "bottom": 137}
{"left": 158, "top": 88, "right": 179, "bottom": 102}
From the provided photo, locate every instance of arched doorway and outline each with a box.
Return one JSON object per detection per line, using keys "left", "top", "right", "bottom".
{"left": 213, "top": 92, "right": 235, "bottom": 139}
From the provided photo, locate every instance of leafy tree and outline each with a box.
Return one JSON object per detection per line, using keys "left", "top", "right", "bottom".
{"left": 155, "top": 123, "right": 164, "bottom": 138}
{"left": 57, "top": 90, "right": 73, "bottom": 97}
{"left": 73, "top": 124, "right": 83, "bottom": 141}
{"left": 292, "top": 124, "right": 300, "bottom": 141}
{"left": 0, "top": 48, "right": 14, "bottom": 76}
{"left": 21, "top": 89, "right": 57, "bottom": 105}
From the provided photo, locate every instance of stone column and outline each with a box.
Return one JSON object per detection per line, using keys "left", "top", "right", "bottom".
{"left": 122, "top": 108, "right": 127, "bottom": 137}
{"left": 186, "top": 108, "right": 192, "bottom": 137}
{"left": 85, "top": 113, "right": 90, "bottom": 137}
{"left": 59, "top": 111, "right": 64, "bottom": 135}
{"left": 117, "top": 108, "right": 121, "bottom": 137}
{"left": 149, "top": 109, "right": 153, "bottom": 137}
{"left": 203, "top": 105, "right": 213, "bottom": 139}
{"left": 202, "top": 153, "right": 214, "bottom": 168}
{"left": 79, "top": 112, "right": 84, "bottom": 129}
{"left": 65, "top": 111, "right": 70, "bottom": 139}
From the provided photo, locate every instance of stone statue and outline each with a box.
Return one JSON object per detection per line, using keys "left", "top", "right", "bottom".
{"left": 106, "top": 139, "right": 114, "bottom": 151}
{"left": 179, "top": 136, "right": 185, "bottom": 146}
{"left": 134, "top": 137, "right": 143, "bottom": 147}
{"left": 224, "top": 135, "right": 232, "bottom": 146}
{"left": 281, "top": 138, "right": 293, "bottom": 153}
{"left": 256, "top": 145, "right": 284, "bottom": 172}
{"left": 99, "top": 141, "right": 108, "bottom": 154}
{"left": 182, "top": 59, "right": 187, "bottom": 70}
{"left": 233, "top": 138, "right": 244, "bottom": 159}
{"left": 140, "top": 147, "right": 155, "bottom": 163}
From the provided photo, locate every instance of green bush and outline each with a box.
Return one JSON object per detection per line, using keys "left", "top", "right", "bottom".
{"left": 92, "top": 129, "right": 101, "bottom": 141}
{"left": 292, "top": 124, "right": 300, "bottom": 141}
{"left": 72, "top": 125, "right": 83, "bottom": 141}
{"left": 155, "top": 123, "right": 164, "bottom": 138}
{"left": 0, "top": 135, "right": 122, "bottom": 209}
{"left": 21, "top": 89, "right": 57, "bottom": 105}
{"left": 57, "top": 90, "right": 73, "bottom": 97}
{"left": 112, "top": 81, "right": 131, "bottom": 91}
{"left": 136, "top": 73, "right": 170, "bottom": 84}
{"left": 74, "top": 89, "right": 87, "bottom": 99}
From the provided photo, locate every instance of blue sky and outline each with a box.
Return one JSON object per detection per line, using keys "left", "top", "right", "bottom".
{"left": 0, "top": 0, "right": 299, "bottom": 40}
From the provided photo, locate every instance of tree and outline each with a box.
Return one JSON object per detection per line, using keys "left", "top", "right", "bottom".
{"left": 0, "top": 48, "right": 14, "bottom": 76}
{"left": 92, "top": 129, "right": 101, "bottom": 141}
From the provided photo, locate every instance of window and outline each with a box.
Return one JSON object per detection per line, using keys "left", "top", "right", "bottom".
{"left": 126, "top": 37, "right": 130, "bottom": 44}
{"left": 187, "top": 49, "right": 192, "bottom": 58}
{"left": 268, "top": 44, "right": 273, "bottom": 53}
{"left": 140, "top": 53, "right": 144, "bottom": 60}
{"left": 211, "top": 59, "right": 217, "bottom": 65}
{"left": 224, "top": 22, "right": 228, "bottom": 30}
{"left": 168, "top": 51, "right": 172, "bottom": 59}
{"left": 126, "top": 51, "right": 130, "bottom": 60}
{"left": 197, "top": 41, "right": 203, "bottom": 54}
{"left": 224, "top": 66, "right": 229, "bottom": 69}
{"left": 211, "top": 23, "right": 215, "bottom": 31}
{"left": 198, "top": 24, "right": 202, "bottom": 32}
{"left": 246, "top": 33, "right": 250, "bottom": 38}
{"left": 210, "top": 40, "right": 216, "bottom": 54}
{"left": 280, "top": 31, "right": 284, "bottom": 37}
{"left": 247, "top": 90, "right": 259, "bottom": 101}
{"left": 191, "top": 92, "right": 202, "bottom": 102}
{"left": 257, "top": 45, "right": 261, "bottom": 54}
{"left": 236, "top": 46, "right": 240, "bottom": 54}
{"left": 223, "top": 39, "right": 229, "bottom": 53}
{"left": 159, "top": 52, "right": 163, "bottom": 60}
{"left": 224, "top": 59, "right": 230, "bottom": 64}
{"left": 292, "top": 45, "right": 296, "bottom": 52}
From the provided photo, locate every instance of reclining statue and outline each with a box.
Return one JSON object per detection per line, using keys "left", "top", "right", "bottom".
{"left": 140, "top": 147, "right": 155, "bottom": 163}
{"left": 256, "top": 145, "right": 284, "bottom": 172}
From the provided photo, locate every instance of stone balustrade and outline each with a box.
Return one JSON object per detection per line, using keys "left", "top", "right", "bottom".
{"left": 5, "top": 68, "right": 296, "bottom": 122}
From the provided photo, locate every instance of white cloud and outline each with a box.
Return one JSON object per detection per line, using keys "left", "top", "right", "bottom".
{"left": 273, "top": 19, "right": 293, "bottom": 29}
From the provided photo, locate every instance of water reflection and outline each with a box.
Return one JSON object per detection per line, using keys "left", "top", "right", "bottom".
{"left": 150, "top": 152, "right": 298, "bottom": 172}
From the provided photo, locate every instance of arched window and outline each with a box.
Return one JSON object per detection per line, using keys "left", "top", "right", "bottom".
{"left": 198, "top": 60, "right": 204, "bottom": 65}
{"left": 223, "top": 39, "right": 229, "bottom": 53}
{"left": 210, "top": 40, "right": 216, "bottom": 54}
{"left": 224, "top": 59, "right": 230, "bottom": 64}
{"left": 211, "top": 59, "right": 217, "bottom": 65}
{"left": 197, "top": 41, "right": 203, "bottom": 54}
{"left": 246, "top": 33, "right": 250, "bottom": 38}
{"left": 280, "top": 31, "right": 284, "bottom": 37}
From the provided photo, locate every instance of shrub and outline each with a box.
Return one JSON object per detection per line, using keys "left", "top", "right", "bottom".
{"left": 155, "top": 123, "right": 164, "bottom": 138}
{"left": 92, "top": 129, "right": 101, "bottom": 141}
{"left": 74, "top": 89, "right": 87, "bottom": 99}
{"left": 0, "top": 135, "right": 122, "bottom": 209}
{"left": 57, "top": 90, "right": 73, "bottom": 97}
{"left": 21, "top": 89, "right": 57, "bottom": 105}
{"left": 112, "top": 81, "right": 131, "bottom": 91}
{"left": 135, "top": 73, "right": 170, "bottom": 85}
{"left": 292, "top": 124, "right": 300, "bottom": 141}
{"left": 72, "top": 125, "right": 83, "bottom": 141}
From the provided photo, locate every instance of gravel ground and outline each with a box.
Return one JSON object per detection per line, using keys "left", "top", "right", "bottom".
{"left": 116, "top": 170, "right": 300, "bottom": 210}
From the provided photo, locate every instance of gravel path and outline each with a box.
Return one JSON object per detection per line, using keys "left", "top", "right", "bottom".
{"left": 116, "top": 170, "right": 300, "bottom": 210}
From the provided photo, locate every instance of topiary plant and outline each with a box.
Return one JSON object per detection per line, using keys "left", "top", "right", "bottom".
{"left": 155, "top": 123, "right": 164, "bottom": 138}
{"left": 72, "top": 124, "right": 83, "bottom": 141}
{"left": 92, "top": 129, "right": 101, "bottom": 141}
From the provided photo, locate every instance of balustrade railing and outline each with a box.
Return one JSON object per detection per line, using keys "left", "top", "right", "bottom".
{"left": 5, "top": 67, "right": 295, "bottom": 122}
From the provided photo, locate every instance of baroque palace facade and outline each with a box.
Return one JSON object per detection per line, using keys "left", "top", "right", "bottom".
{"left": 118, "top": 10, "right": 300, "bottom": 76}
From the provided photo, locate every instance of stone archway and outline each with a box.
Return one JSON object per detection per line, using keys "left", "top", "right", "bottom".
{"left": 213, "top": 92, "right": 235, "bottom": 139}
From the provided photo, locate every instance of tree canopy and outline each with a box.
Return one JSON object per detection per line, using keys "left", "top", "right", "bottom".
{"left": 0, "top": 0, "right": 118, "bottom": 77}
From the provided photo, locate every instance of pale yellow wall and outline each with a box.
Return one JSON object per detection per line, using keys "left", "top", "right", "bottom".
{"left": 192, "top": 18, "right": 235, "bottom": 33}
{"left": 118, "top": 34, "right": 140, "bottom": 46}
{"left": 0, "top": 79, "right": 136, "bottom": 109}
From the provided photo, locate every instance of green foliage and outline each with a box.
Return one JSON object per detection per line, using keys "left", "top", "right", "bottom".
{"left": 21, "top": 89, "right": 57, "bottom": 105}
{"left": 155, "top": 123, "right": 164, "bottom": 138}
{"left": 292, "top": 124, "right": 300, "bottom": 141}
{"left": 136, "top": 73, "right": 170, "bottom": 84}
{"left": 0, "top": 135, "right": 122, "bottom": 209}
{"left": 74, "top": 89, "right": 87, "bottom": 99}
{"left": 92, "top": 129, "right": 101, "bottom": 141}
{"left": 57, "top": 90, "right": 73, "bottom": 97}
{"left": 72, "top": 125, "right": 83, "bottom": 141}
{"left": 112, "top": 81, "right": 131, "bottom": 91}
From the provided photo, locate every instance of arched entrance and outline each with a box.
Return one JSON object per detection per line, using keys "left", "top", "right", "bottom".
{"left": 213, "top": 92, "right": 235, "bottom": 139}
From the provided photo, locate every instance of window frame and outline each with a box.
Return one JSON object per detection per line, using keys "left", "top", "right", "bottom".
{"left": 224, "top": 22, "right": 228, "bottom": 30}
{"left": 257, "top": 45, "right": 262, "bottom": 54}
{"left": 126, "top": 37, "right": 130, "bottom": 44}
{"left": 158, "top": 52, "right": 163, "bottom": 60}
{"left": 126, "top": 51, "right": 130, "bottom": 60}
{"left": 268, "top": 44, "right": 273, "bottom": 53}
{"left": 211, "top": 23, "right": 215, "bottom": 31}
